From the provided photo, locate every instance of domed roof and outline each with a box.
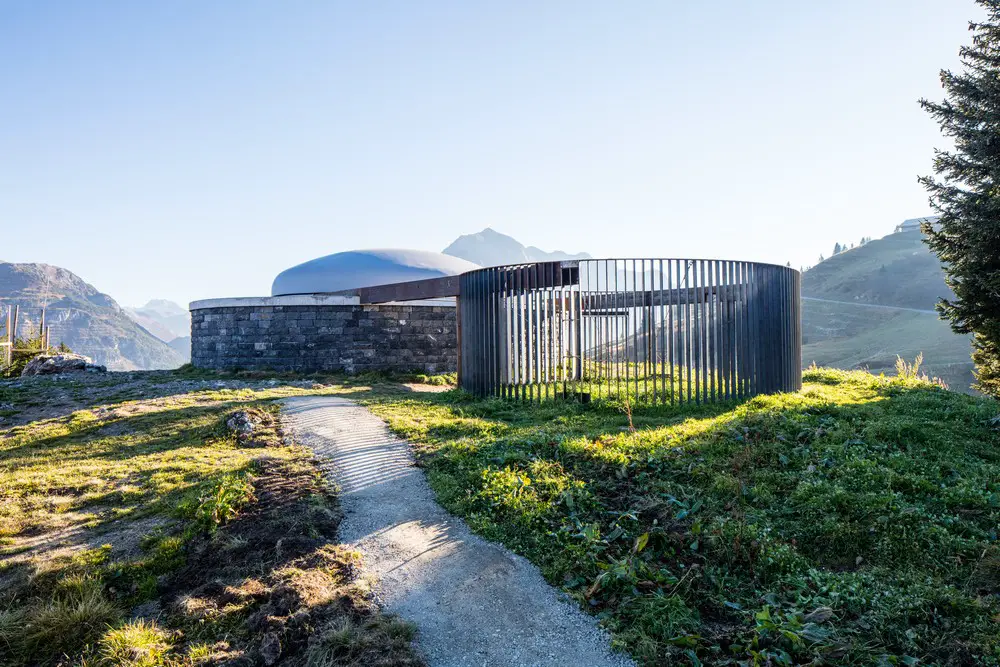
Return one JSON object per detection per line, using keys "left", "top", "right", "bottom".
{"left": 271, "top": 249, "right": 481, "bottom": 296}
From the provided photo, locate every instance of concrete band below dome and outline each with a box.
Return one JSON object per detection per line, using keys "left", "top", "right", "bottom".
{"left": 190, "top": 302, "right": 456, "bottom": 374}
{"left": 189, "top": 294, "right": 361, "bottom": 310}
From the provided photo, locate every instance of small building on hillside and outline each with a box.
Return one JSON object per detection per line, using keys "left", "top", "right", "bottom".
{"left": 895, "top": 216, "right": 941, "bottom": 233}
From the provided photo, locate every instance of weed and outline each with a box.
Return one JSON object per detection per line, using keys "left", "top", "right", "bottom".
{"left": 895, "top": 352, "right": 924, "bottom": 379}
{"left": 19, "top": 578, "right": 120, "bottom": 665}
{"left": 183, "top": 472, "right": 256, "bottom": 532}
{"left": 98, "top": 619, "right": 170, "bottom": 667}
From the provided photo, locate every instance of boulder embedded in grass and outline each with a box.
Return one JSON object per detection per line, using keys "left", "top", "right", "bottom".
{"left": 226, "top": 408, "right": 277, "bottom": 446}
{"left": 21, "top": 353, "right": 107, "bottom": 377}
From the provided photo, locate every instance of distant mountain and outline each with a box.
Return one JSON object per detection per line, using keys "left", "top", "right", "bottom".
{"left": 0, "top": 263, "right": 186, "bottom": 371}
{"left": 801, "top": 230, "right": 974, "bottom": 391}
{"left": 443, "top": 227, "right": 590, "bottom": 267}
{"left": 167, "top": 336, "right": 191, "bottom": 363}
{"left": 125, "top": 299, "right": 190, "bottom": 342}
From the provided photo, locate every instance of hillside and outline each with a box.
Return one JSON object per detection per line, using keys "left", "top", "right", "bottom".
{"left": 443, "top": 227, "right": 590, "bottom": 266}
{"left": 167, "top": 335, "right": 191, "bottom": 361}
{"left": 803, "top": 230, "right": 953, "bottom": 309}
{"left": 801, "top": 231, "right": 975, "bottom": 391}
{"left": 0, "top": 263, "right": 186, "bottom": 371}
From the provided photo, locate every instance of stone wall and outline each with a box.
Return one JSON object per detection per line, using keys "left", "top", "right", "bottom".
{"left": 189, "top": 296, "right": 456, "bottom": 374}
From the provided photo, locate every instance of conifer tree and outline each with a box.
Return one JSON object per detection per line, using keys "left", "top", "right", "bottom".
{"left": 833, "top": 242, "right": 842, "bottom": 255}
{"left": 920, "top": 0, "right": 1000, "bottom": 396}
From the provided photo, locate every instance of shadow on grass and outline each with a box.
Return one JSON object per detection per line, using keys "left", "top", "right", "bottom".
{"left": 346, "top": 376, "right": 1000, "bottom": 665}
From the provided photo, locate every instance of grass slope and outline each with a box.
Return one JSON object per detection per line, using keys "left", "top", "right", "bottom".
{"left": 367, "top": 371, "right": 1000, "bottom": 665}
{"left": 801, "top": 232, "right": 975, "bottom": 392}
{"left": 802, "top": 300, "right": 974, "bottom": 391}
{"left": 0, "top": 373, "right": 422, "bottom": 667}
{"left": 802, "top": 231, "right": 951, "bottom": 310}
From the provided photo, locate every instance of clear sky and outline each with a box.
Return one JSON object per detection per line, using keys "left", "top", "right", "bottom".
{"left": 0, "top": 1, "right": 979, "bottom": 307}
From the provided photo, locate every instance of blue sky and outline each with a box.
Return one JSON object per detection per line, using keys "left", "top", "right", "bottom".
{"left": 0, "top": 1, "right": 978, "bottom": 307}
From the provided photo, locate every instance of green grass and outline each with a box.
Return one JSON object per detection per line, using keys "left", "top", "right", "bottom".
{"left": 365, "top": 369, "right": 1000, "bottom": 665}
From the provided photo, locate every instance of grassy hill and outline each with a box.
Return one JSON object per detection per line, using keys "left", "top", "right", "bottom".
{"left": 802, "top": 230, "right": 951, "bottom": 309}
{"left": 801, "top": 231, "right": 975, "bottom": 391}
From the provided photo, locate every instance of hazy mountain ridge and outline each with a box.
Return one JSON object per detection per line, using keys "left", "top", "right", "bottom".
{"left": 125, "top": 301, "right": 190, "bottom": 339}
{"left": 0, "top": 262, "right": 186, "bottom": 371}
{"left": 443, "top": 227, "right": 590, "bottom": 267}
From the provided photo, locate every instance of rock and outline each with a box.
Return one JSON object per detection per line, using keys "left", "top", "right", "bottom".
{"left": 227, "top": 411, "right": 256, "bottom": 437}
{"left": 21, "top": 353, "right": 107, "bottom": 377}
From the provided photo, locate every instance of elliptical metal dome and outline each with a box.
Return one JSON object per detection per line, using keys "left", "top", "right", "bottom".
{"left": 271, "top": 249, "right": 480, "bottom": 296}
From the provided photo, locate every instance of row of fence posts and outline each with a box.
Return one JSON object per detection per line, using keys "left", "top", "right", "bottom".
{"left": 1, "top": 305, "right": 52, "bottom": 368}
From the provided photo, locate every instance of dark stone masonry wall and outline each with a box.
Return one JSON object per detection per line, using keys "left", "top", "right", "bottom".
{"left": 190, "top": 304, "right": 456, "bottom": 373}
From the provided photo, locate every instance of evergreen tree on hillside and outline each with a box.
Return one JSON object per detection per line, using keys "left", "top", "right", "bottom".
{"left": 833, "top": 242, "right": 842, "bottom": 255}
{"left": 920, "top": 0, "right": 1000, "bottom": 396}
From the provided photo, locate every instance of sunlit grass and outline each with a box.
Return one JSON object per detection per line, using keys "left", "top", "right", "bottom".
{"left": 0, "top": 375, "right": 423, "bottom": 666}
{"left": 366, "top": 367, "right": 1000, "bottom": 666}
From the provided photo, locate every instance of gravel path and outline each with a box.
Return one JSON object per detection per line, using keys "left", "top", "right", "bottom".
{"left": 281, "top": 395, "right": 634, "bottom": 667}
{"left": 802, "top": 296, "right": 937, "bottom": 314}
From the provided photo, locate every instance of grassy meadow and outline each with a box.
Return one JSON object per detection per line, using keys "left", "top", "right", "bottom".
{"left": 364, "top": 369, "right": 1000, "bottom": 666}
{"left": 0, "top": 373, "right": 422, "bottom": 667}
{"left": 2, "top": 366, "right": 998, "bottom": 666}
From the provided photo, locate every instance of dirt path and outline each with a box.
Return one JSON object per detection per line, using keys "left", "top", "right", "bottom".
{"left": 802, "top": 296, "right": 937, "bottom": 314}
{"left": 281, "top": 396, "right": 633, "bottom": 667}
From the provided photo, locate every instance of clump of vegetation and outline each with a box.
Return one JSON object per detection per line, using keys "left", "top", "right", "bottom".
{"left": 4, "top": 575, "right": 120, "bottom": 663}
{"left": 98, "top": 619, "right": 171, "bottom": 667}
{"left": 180, "top": 471, "right": 256, "bottom": 533}
{"left": 367, "top": 368, "right": 1000, "bottom": 665}
{"left": 305, "top": 615, "right": 422, "bottom": 667}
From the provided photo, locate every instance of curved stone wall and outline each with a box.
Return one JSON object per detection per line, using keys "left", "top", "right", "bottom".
{"left": 189, "top": 295, "right": 456, "bottom": 374}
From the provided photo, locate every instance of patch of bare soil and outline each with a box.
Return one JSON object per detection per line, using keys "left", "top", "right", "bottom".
{"left": 158, "top": 456, "right": 424, "bottom": 666}
{"left": 7, "top": 514, "right": 169, "bottom": 563}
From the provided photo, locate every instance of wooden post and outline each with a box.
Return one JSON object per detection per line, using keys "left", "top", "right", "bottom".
{"left": 3, "top": 305, "right": 10, "bottom": 366}
{"left": 11, "top": 305, "right": 18, "bottom": 344}
{"left": 39, "top": 307, "right": 46, "bottom": 348}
